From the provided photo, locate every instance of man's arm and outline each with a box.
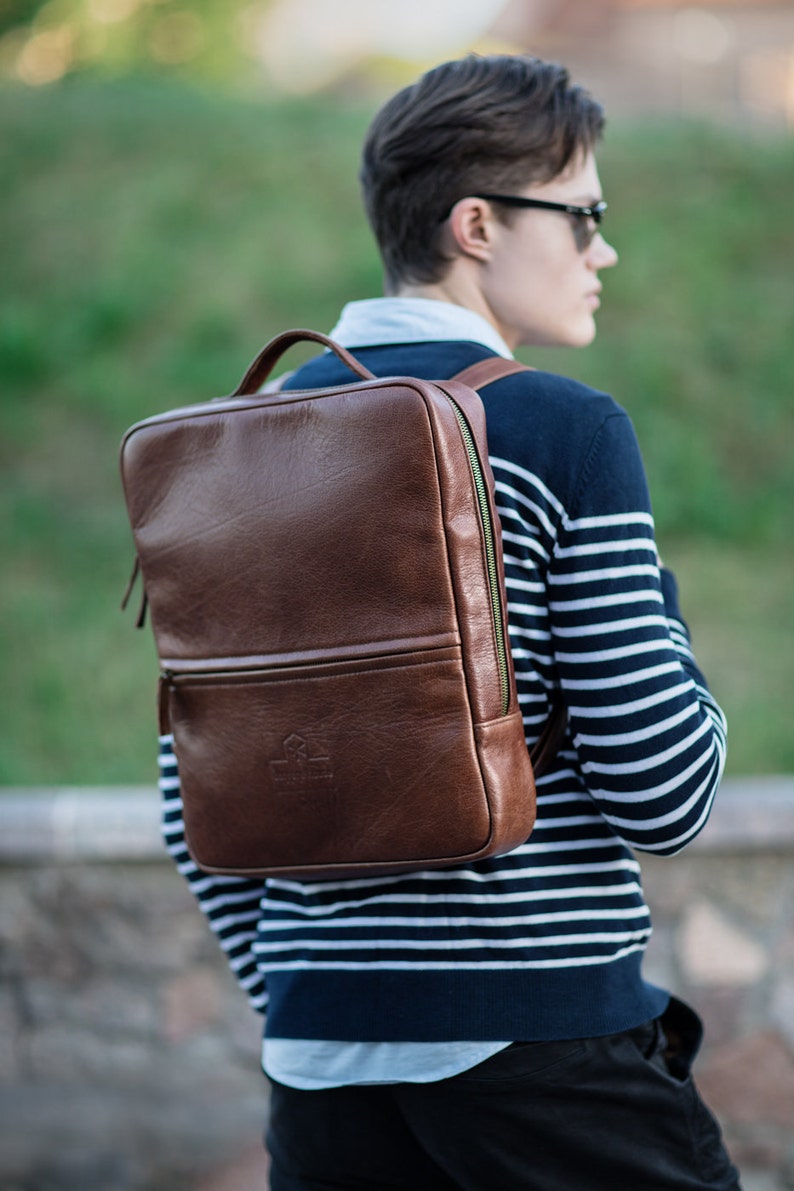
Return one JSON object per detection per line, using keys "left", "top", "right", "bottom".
{"left": 159, "top": 735, "right": 268, "bottom": 1013}
{"left": 547, "top": 412, "right": 727, "bottom": 854}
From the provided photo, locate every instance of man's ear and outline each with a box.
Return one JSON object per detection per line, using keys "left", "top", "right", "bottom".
{"left": 446, "top": 198, "right": 496, "bottom": 264}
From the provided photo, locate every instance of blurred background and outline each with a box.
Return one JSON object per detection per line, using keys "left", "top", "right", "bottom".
{"left": 2, "top": 4, "right": 794, "bottom": 1189}
{"left": 1, "top": 0, "right": 793, "bottom": 784}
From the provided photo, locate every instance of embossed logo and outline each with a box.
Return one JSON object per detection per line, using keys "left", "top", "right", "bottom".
{"left": 270, "top": 733, "right": 334, "bottom": 795}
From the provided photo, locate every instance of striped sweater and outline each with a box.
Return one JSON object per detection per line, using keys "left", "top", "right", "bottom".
{"left": 160, "top": 335, "right": 727, "bottom": 1044}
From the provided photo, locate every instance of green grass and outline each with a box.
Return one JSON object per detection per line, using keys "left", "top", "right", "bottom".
{"left": 1, "top": 79, "right": 792, "bottom": 781}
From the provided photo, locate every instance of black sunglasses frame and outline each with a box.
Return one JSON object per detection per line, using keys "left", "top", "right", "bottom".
{"left": 472, "top": 195, "right": 607, "bottom": 223}
{"left": 446, "top": 194, "right": 608, "bottom": 252}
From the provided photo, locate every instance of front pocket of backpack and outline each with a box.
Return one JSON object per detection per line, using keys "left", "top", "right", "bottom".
{"left": 164, "top": 645, "right": 494, "bottom": 876}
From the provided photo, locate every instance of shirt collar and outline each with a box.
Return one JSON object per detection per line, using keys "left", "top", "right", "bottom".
{"left": 328, "top": 297, "right": 514, "bottom": 360}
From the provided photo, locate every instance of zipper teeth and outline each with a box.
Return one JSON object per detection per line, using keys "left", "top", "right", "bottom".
{"left": 446, "top": 397, "right": 510, "bottom": 717}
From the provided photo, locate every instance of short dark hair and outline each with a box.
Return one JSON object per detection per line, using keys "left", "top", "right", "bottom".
{"left": 360, "top": 54, "right": 605, "bottom": 290}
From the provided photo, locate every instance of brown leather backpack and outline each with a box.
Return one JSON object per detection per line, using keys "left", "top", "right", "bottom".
{"left": 120, "top": 330, "right": 565, "bottom": 879}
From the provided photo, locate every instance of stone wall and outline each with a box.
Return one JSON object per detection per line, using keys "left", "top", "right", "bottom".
{"left": 2, "top": 779, "right": 794, "bottom": 1191}
{"left": 1, "top": 790, "right": 270, "bottom": 1191}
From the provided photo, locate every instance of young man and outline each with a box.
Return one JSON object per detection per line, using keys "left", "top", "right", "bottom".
{"left": 161, "top": 55, "right": 740, "bottom": 1189}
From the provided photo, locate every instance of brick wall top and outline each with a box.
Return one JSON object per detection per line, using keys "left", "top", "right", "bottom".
{"left": 1, "top": 776, "right": 793, "bottom": 863}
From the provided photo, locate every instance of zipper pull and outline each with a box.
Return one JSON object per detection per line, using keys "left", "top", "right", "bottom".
{"left": 120, "top": 555, "right": 148, "bottom": 628}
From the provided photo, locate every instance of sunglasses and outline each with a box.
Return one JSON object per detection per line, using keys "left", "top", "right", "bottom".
{"left": 469, "top": 194, "right": 608, "bottom": 253}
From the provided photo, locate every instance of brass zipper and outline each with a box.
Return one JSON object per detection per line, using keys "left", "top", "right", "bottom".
{"left": 445, "top": 395, "right": 511, "bottom": 716}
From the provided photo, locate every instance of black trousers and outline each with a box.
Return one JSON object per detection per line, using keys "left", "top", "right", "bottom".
{"left": 266, "top": 997, "right": 741, "bottom": 1191}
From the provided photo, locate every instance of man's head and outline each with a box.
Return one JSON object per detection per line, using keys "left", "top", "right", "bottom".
{"left": 360, "top": 54, "right": 606, "bottom": 294}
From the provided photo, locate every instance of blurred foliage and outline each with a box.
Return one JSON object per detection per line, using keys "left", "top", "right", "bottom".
{"left": 0, "top": 78, "right": 792, "bottom": 783}
{"left": 0, "top": 1, "right": 42, "bottom": 37}
{"left": 0, "top": 0, "right": 274, "bottom": 87}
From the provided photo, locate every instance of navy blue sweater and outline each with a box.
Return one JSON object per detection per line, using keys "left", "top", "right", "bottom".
{"left": 160, "top": 340, "right": 726, "bottom": 1042}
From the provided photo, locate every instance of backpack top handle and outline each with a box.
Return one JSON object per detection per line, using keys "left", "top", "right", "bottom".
{"left": 233, "top": 329, "right": 376, "bottom": 397}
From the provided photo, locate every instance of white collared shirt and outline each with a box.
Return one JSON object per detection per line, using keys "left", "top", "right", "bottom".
{"left": 328, "top": 296, "right": 514, "bottom": 359}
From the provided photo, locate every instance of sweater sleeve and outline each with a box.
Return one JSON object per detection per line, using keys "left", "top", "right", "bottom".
{"left": 158, "top": 734, "right": 268, "bottom": 1014}
{"left": 548, "top": 412, "right": 727, "bottom": 855}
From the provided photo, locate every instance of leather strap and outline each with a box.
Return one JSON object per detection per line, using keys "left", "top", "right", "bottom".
{"left": 236, "top": 337, "right": 529, "bottom": 399}
{"left": 450, "top": 354, "right": 566, "bottom": 776}
{"left": 234, "top": 329, "right": 375, "bottom": 397}
{"left": 450, "top": 357, "right": 532, "bottom": 390}
{"left": 529, "top": 702, "right": 568, "bottom": 778}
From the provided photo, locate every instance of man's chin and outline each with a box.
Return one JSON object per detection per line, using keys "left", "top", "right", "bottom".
{"left": 567, "top": 318, "right": 597, "bottom": 349}
{"left": 521, "top": 318, "right": 597, "bottom": 351}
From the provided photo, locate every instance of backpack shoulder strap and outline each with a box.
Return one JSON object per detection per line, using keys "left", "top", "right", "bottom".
{"left": 450, "top": 357, "right": 532, "bottom": 391}
{"left": 450, "top": 353, "right": 566, "bottom": 775}
{"left": 529, "top": 702, "right": 568, "bottom": 778}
